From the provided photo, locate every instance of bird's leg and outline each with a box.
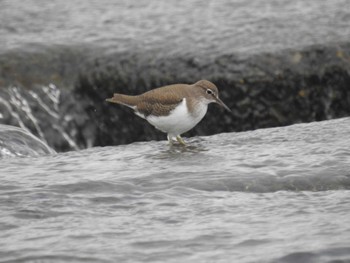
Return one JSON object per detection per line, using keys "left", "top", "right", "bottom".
{"left": 167, "top": 135, "right": 174, "bottom": 145}
{"left": 176, "top": 135, "right": 186, "bottom": 146}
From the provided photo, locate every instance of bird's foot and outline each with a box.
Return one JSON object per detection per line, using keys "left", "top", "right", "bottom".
{"left": 167, "top": 135, "right": 186, "bottom": 146}
{"left": 176, "top": 135, "right": 186, "bottom": 146}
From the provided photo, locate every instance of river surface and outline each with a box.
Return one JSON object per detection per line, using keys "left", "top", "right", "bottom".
{"left": 1, "top": 118, "right": 350, "bottom": 262}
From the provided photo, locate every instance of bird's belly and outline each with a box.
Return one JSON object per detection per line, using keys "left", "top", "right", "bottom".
{"left": 146, "top": 99, "right": 207, "bottom": 136}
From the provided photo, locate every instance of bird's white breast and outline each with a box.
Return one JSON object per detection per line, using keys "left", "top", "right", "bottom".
{"left": 146, "top": 98, "right": 208, "bottom": 137}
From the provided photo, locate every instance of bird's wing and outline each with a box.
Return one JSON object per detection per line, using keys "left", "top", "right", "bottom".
{"left": 137, "top": 84, "right": 189, "bottom": 117}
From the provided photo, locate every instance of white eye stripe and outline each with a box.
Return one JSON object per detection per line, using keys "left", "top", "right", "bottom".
{"left": 206, "top": 89, "right": 214, "bottom": 95}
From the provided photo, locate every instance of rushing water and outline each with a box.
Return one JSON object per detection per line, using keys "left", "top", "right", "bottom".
{"left": 1, "top": 0, "right": 349, "bottom": 56}
{"left": 0, "top": 118, "right": 349, "bottom": 262}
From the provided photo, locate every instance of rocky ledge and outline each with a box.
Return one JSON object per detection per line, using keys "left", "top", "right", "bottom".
{"left": 75, "top": 43, "right": 350, "bottom": 148}
{"left": 0, "top": 43, "right": 349, "bottom": 151}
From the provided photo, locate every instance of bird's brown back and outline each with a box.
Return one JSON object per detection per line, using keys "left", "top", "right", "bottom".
{"left": 106, "top": 81, "right": 214, "bottom": 117}
{"left": 139, "top": 84, "right": 195, "bottom": 116}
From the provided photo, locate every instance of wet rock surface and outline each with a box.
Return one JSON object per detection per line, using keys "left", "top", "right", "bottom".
{"left": 0, "top": 44, "right": 349, "bottom": 151}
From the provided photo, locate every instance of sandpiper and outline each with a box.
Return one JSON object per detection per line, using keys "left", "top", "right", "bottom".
{"left": 106, "top": 80, "right": 231, "bottom": 145}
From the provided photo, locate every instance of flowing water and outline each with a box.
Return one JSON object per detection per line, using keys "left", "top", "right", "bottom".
{"left": 1, "top": 118, "right": 350, "bottom": 262}
{"left": 1, "top": 0, "right": 349, "bottom": 56}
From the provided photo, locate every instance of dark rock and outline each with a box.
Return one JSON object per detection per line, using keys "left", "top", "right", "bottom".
{"left": 52, "top": 44, "right": 345, "bottom": 148}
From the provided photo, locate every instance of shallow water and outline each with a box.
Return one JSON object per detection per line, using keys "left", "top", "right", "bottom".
{"left": 1, "top": 118, "right": 350, "bottom": 262}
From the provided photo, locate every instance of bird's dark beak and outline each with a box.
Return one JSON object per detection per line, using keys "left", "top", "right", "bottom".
{"left": 215, "top": 96, "right": 231, "bottom": 112}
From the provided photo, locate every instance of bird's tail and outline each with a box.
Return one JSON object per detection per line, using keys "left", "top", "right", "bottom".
{"left": 106, "top": 93, "right": 138, "bottom": 109}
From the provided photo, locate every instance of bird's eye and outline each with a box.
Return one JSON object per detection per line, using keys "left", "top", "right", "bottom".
{"left": 206, "top": 89, "right": 213, "bottom": 95}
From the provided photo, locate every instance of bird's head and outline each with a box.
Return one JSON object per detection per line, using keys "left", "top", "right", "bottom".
{"left": 194, "top": 80, "right": 231, "bottom": 112}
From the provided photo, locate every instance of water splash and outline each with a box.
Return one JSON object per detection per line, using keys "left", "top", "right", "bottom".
{"left": 29, "top": 89, "right": 60, "bottom": 119}
{"left": 0, "top": 124, "right": 55, "bottom": 158}
{"left": 9, "top": 86, "right": 47, "bottom": 143}
{"left": 0, "top": 84, "right": 80, "bottom": 151}
{"left": 43, "top": 83, "right": 61, "bottom": 111}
